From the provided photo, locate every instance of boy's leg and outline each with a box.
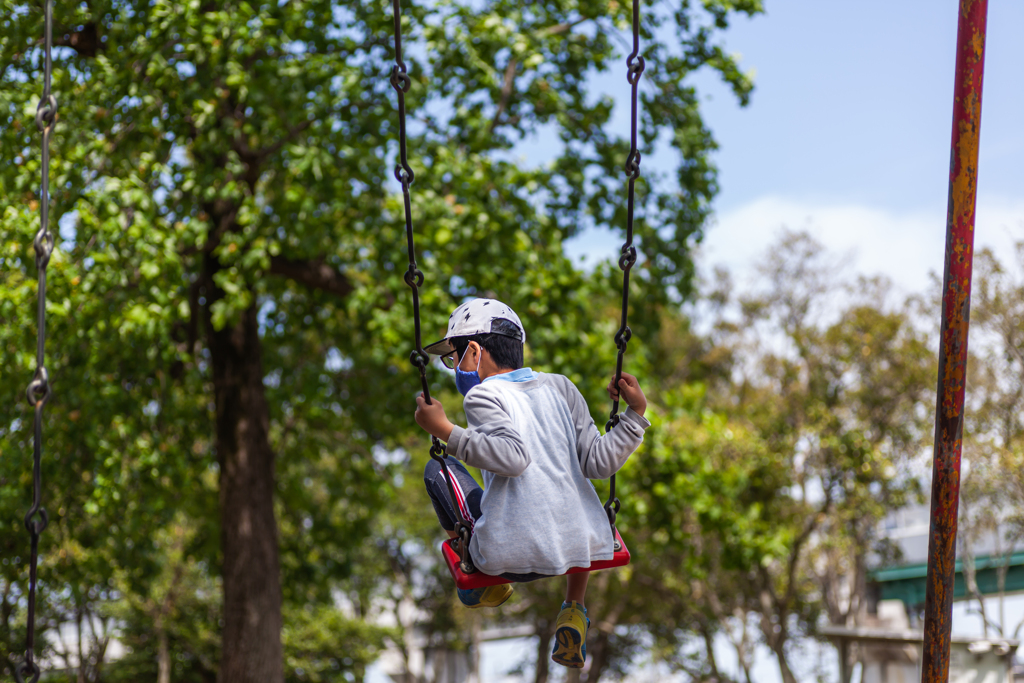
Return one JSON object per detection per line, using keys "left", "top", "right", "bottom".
{"left": 423, "top": 457, "right": 481, "bottom": 533}
{"left": 422, "top": 458, "right": 513, "bottom": 609}
{"left": 552, "top": 576, "right": 590, "bottom": 669}
{"left": 566, "top": 571, "right": 589, "bottom": 607}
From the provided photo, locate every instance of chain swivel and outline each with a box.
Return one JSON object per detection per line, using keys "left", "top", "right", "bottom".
{"left": 404, "top": 266, "right": 424, "bottom": 288}
{"left": 389, "top": 66, "right": 411, "bottom": 94}
{"left": 25, "top": 368, "right": 50, "bottom": 407}
{"left": 24, "top": 507, "right": 48, "bottom": 536}
{"left": 34, "top": 95, "right": 57, "bottom": 132}
{"left": 33, "top": 229, "right": 54, "bottom": 269}
{"left": 624, "top": 149, "right": 642, "bottom": 180}
{"left": 614, "top": 326, "right": 632, "bottom": 351}
{"left": 618, "top": 244, "right": 637, "bottom": 271}
{"left": 604, "top": 497, "right": 620, "bottom": 526}
{"left": 409, "top": 349, "right": 429, "bottom": 369}
{"left": 626, "top": 55, "right": 645, "bottom": 85}
{"left": 14, "top": 658, "right": 41, "bottom": 683}
{"left": 394, "top": 162, "right": 415, "bottom": 187}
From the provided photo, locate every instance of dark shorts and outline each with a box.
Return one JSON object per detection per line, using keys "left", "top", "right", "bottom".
{"left": 423, "top": 457, "right": 549, "bottom": 583}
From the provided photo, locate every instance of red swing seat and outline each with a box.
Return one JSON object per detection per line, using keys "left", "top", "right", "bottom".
{"left": 441, "top": 528, "right": 631, "bottom": 590}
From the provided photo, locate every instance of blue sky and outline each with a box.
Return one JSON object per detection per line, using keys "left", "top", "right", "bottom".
{"left": 563, "top": 0, "right": 1024, "bottom": 297}
{"left": 702, "top": 0, "right": 1024, "bottom": 212}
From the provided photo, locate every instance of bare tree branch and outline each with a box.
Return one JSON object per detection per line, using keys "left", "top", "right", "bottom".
{"left": 487, "top": 58, "right": 518, "bottom": 135}
{"left": 538, "top": 17, "right": 589, "bottom": 36}
{"left": 269, "top": 254, "right": 354, "bottom": 299}
{"left": 254, "top": 119, "right": 314, "bottom": 164}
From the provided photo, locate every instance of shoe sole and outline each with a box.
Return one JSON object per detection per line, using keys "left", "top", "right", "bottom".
{"left": 551, "top": 625, "right": 585, "bottom": 668}
{"left": 465, "top": 585, "right": 513, "bottom": 610}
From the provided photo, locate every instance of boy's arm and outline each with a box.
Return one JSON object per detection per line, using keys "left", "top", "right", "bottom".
{"left": 446, "top": 390, "right": 531, "bottom": 477}
{"left": 562, "top": 376, "right": 650, "bottom": 479}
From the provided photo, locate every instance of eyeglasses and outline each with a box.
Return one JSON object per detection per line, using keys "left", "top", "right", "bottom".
{"left": 441, "top": 352, "right": 458, "bottom": 370}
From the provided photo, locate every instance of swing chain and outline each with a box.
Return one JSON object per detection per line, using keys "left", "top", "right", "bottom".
{"left": 604, "top": 0, "right": 643, "bottom": 530}
{"left": 606, "top": 0, "right": 644, "bottom": 431}
{"left": 390, "top": 0, "right": 476, "bottom": 573}
{"left": 17, "top": 3, "right": 57, "bottom": 682}
{"left": 390, "top": 0, "right": 431, "bottom": 396}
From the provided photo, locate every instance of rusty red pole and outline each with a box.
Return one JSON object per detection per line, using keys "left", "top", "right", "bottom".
{"left": 921, "top": 1, "right": 988, "bottom": 682}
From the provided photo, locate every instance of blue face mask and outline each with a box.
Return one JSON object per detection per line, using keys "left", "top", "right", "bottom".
{"left": 455, "top": 348, "right": 482, "bottom": 396}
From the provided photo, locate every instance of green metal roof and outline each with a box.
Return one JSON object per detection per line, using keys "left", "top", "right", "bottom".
{"left": 869, "top": 551, "right": 1024, "bottom": 608}
{"left": 870, "top": 551, "right": 1024, "bottom": 582}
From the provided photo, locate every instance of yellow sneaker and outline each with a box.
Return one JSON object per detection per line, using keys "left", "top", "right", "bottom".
{"left": 457, "top": 583, "right": 514, "bottom": 609}
{"left": 551, "top": 601, "right": 589, "bottom": 668}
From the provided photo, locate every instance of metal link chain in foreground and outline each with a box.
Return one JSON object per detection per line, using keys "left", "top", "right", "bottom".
{"left": 389, "top": 0, "right": 473, "bottom": 572}
{"left": 603, "top": 0, "right": 644, "bottom": 531}
{"left": 16, "top": 2, "right": 57, "bottom": 682}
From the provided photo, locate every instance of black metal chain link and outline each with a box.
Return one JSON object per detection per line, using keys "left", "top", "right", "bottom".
{"left": 16, "top": 3, "right": 57, "bottom": 682}
{"left": 390, "top": 0, "right": 475, "bottom": 574}
{"left": 603, "top": 0, "right": 644, "bottom": 534}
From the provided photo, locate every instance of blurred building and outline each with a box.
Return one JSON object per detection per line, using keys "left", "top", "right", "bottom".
{"left": 871, "top": 504, "right": 1024, "bottom": 613}
{"left": 821, "top": 600, "right": 1019, "bottom": 683}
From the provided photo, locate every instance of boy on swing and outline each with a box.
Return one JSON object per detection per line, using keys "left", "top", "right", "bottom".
{"left": 414, "top": 298, "right": 649, "bottom": 669}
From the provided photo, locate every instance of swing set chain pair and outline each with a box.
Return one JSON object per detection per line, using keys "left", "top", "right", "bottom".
{"left": 391, "top": 0, "right": 476, "bottom": 575}
{"left": 16, "top": 4, "right": 58, "bottom": 683}
{"left": 604, "top": 0, "right": 644, "bottom": 535}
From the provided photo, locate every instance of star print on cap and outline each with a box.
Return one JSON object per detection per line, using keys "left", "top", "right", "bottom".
{"left": 424, "top": 299, "right": 526, "bottom": 355}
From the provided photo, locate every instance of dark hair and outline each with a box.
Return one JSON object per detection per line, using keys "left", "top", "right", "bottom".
{"left": 451, "top": 318, "right": 524, "bottom": 371}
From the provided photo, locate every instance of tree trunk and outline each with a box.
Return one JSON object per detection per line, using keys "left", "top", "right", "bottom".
{"left": 157, "top": 624, "right": 171, "bottom": 683}
{"left": 77, "top": 605, "right": 85, "bottom": 683}
{"left": 533, "top": 619, "right": 554, "bottom": 683}
{"left": 469, "top": 615, "right": 481, "bottom": 683}
{"left": 700, "top": 621, "right": 721, "bottom": 680}
{"left": 768, "top": 639, "right": 797, "bottom": 683}
{"left": 584, "top": 628, "right": 610, "bottom": 682}
{"left": 205, "top": 251, "right": 284, "bottom": 683}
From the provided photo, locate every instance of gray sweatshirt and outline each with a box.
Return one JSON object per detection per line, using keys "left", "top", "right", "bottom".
{"left": 445, "top": 369, "right": 650, "bottom": 576}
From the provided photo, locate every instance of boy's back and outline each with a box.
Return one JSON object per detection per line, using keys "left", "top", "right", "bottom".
{"left": 446, "top": 369, "right": 649, "bottom": 576}
{"left": 414, "top": 297, "right": 649, "bottom": 668}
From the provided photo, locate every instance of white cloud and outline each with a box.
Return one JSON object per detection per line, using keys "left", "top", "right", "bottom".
{"left": 701, "top": 195, "right": 1024, "bottom": 296}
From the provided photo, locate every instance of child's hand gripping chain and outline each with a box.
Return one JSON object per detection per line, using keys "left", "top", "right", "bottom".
{"left": 415, "top": 394, "right": 455, "bottom": 442}
{"left": 606, "top": 371, "right": 647, "bottom": 418}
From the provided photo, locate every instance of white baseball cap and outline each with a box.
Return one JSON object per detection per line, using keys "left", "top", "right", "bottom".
{"left": 424, "top": 298, "right": 526, "bottom": 355}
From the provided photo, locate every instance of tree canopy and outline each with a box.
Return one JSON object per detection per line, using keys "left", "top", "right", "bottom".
{"left": 1, "top": 0, "right": 765, "bottom": 680}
